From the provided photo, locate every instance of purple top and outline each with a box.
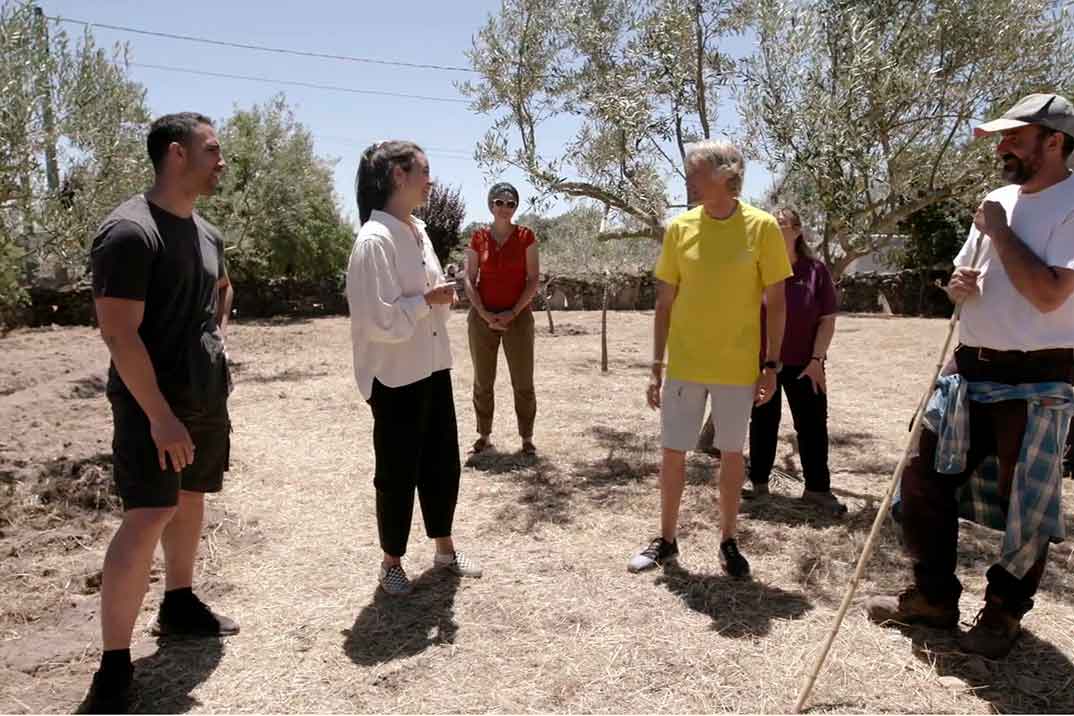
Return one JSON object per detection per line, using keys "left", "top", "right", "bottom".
{"left": 761, "top": 257, "right": 838, "bottom": 366}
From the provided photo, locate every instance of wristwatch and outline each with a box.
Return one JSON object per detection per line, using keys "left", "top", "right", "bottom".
{"left": 762, "top": 359, "right": 782, "bottom": 372}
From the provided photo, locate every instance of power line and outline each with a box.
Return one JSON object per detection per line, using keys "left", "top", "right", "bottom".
{"left": 129, "top": 62, "right": 471, "bottom": 105}
{"left": 316, "top": 134, "right": 474, "bottom": 158}
{"left": 46, "top": 15, "right": 478, "bottom": 74}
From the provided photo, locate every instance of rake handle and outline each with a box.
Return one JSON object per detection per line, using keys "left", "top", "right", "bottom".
{"left": 793, "top": 238, "right": 983, "bottom": 713}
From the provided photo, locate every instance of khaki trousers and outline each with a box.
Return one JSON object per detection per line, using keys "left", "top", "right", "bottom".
{"left": 467, "top": 307, "right": 536, "bottom": 438}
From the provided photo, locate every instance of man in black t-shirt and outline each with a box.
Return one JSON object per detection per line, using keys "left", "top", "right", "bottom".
{"left": 84, "top": 112, "right": 237, "bottom": 713}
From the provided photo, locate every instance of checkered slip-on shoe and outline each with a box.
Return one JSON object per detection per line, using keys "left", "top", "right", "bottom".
{"left": 379, "top": 563, "right": 413, "bottom": 596}
{"left": 434, "top": 551, "right": 483, "bottom": 578}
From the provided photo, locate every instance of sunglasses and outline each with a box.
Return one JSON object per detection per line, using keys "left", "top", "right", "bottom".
{"left": 493, "top": 199, "right": 517, "bottom": 209}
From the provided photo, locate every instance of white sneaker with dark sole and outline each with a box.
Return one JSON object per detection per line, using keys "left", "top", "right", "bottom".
{"left": 434, "top": 551, "right": 483, "bottom": 578}
{"left": 628, "top": 537, "right": 679, "bottom": 573}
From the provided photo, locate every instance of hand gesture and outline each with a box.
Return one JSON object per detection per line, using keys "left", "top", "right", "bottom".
{"left": 798, "top": 360, "right": 826, "bottom": 394}
{"left": 646, "top": 366, "right": 663, "bottom": 409}
{"left": 150, "top": 412, "right": 195, "bottom": 473}
{"left": 424, "top": 283, "right": 455, "bottom": 306}
{"left": 974, "top": 200, "right": 1008, "bottom": 238}
{"left": 489, "top": 310, "right": 514, "bottom": 331}
{"left": 754, "top": 370, "right": 777, "bottom": 406}
{"left": 945, "top": 267, "right": 981, "bottom": 304}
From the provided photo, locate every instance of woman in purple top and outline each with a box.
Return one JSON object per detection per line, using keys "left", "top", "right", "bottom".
{"left": 746, "top": 208, "right": 845, "bottom": 515}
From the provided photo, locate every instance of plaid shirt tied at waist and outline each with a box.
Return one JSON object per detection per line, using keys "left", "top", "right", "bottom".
{"left": 922, "top": 375, "right": 1073, "bottom": 578}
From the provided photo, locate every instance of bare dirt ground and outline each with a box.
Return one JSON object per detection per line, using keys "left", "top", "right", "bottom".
{"left": 1, "top": 311, "right": 1073, "bottom": 714}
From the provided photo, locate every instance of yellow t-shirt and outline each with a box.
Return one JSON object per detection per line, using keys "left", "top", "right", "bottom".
{"left": 654, "top": 202, "right": 792, "bottom": 386}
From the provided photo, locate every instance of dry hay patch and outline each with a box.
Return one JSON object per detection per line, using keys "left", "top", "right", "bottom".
{"left": 3, "top": 312, "right": 1074, "bottom": 713}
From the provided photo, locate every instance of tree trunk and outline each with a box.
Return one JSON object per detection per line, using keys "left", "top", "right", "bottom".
{"left": 821, "top": 221, "right": 834, "bottom": 268}
{"left": 544, "top": 278, "right": 555, "bottom": 335}
{"left": 601, "top": 280, "right": 609, "bottom": 373}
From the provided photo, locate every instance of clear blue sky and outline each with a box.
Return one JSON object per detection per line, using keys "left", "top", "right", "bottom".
{"left": 41, "top": 0, "right": 771, "bottom": 226}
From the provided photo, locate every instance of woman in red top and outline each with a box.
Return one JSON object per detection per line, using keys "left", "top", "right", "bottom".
{"left": 463, "top": 182, "right": 540, "bottom": 455}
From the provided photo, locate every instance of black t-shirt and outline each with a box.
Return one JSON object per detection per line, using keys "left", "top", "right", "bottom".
{"left": 90, "top": 194, "right": 229, "bottom": 415}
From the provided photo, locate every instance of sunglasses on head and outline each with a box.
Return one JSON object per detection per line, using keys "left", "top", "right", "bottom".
{"left": 493, "top": 199, "right": 517, "bottom": 209}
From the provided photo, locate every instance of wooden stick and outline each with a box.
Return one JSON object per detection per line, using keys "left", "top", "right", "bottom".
{"left": 792, "top": 238, "right": 984, "bottom": 714}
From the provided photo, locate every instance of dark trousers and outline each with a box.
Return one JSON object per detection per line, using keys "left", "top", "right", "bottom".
{"left": 749, "top": 364, "right": 831, "bottom": 492}
{"left": 368, "top": 370, "right": 461, "bottom": 558}
{"left": 901, "top": 345, "right": 1073, "bottom": 614}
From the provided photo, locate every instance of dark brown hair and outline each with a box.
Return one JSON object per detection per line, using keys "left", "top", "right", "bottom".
{"left": 355, "top": 140, "right": 425, "bottom": 223}
{"left": 776, "top": 207, "right": 814, "bottom": 260}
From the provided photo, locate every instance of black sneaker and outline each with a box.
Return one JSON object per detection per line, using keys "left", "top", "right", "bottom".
{"left": 83, "top": 668, "right": 132, "bottom": 714}
{"left": 628, "top": 537, "right": 679, "bottom": 573}
{"left": 151, "top": 593, "right": 240, "bottom": 638}
{"left": 719, "top": 538, "right": 750, "bottom": 578}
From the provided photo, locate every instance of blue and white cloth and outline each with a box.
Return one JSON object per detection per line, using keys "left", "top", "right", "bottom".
{"left": 922, "top": 375, "right": 1073, "bottom": 578}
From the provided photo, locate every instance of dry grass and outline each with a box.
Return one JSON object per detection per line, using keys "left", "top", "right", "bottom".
{"left": 1, "top": 311, "right": 1073, "bottom": 713}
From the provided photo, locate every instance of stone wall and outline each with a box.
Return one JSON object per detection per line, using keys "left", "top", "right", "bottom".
{"left": 837, "top": 269, "right": 953, "bottom": 317}
{"left": 2, "top": 267, "right": 957, "bottom": 330}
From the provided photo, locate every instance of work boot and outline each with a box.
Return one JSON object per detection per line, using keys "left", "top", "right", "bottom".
{"left": 741, "top": 482, "right": 769, "bottom": 500}
{"left": 958, "top": 594, "right": 1026, "bottom": 659}
{"left": 864, "top": 586, "right": 959, "bottom": 629}
{"left": 801, "top": 489, "right": 847, "bottom": 516}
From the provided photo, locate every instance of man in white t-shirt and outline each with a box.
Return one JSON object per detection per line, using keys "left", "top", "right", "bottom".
{"left": 866, "top": 94, "right": 1074, "bottom": 659}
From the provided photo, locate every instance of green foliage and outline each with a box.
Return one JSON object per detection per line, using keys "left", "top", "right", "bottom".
{"left": 198, "top": 95, "right": 354, "bottom": 285}
{"left": 740, "top": 0, "right": 1073, "bottom": 277}
{"left": 1, "top": 0, "right": 151, "bottom": 313}
{"left": 894, "top": 199, "right": 972, "bottom": 270}
{"left": 462, "top": 0, "right": 742, "bottom": 238}
{"left": 536, "top": 204, "right": 660, "bottom": 278}
{"left": 414, "top": 181, "right": 466, "bottom": 266}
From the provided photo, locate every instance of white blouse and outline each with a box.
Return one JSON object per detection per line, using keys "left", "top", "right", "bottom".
{"left": 345, "top": 210, "right": 452, "bottom": 400}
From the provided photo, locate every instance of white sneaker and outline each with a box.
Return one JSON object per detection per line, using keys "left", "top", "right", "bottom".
{"left": 434, "top": 551, "right": 483, "bottom": 578}
{"left": 378, "top": 563, "right": 412, "bottom": 596}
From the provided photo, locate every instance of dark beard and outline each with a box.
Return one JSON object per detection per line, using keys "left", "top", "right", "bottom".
{"left": 1000, "top": 148, "right": 1042, "bottom": 185}
{"left": 1000, "top": 154, "right": 1035, "bottom": 184}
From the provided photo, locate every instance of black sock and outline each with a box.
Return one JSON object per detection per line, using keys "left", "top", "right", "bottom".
{"left": 98, "top": 649, "right": 132, "bottom": 682}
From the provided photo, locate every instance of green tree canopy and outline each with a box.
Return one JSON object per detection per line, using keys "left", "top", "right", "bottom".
{"left": 1, "top": 0, "right": 150, "bottom": 311}
{"left": 415, "top": 181, "right": 466, "bottom": 266}
{"left": 462, "top": 0, "right": 743, "bottom": 239}
{"left": 739, "top": 0, "right": 1073, "bottom": 277}
{"left": 199, "top": 95, "right": 354, "bottom": 285}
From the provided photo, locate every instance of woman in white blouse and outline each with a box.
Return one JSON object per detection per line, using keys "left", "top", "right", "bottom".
{"left": 346, "top": 140, "right": 482, "bottom": 596}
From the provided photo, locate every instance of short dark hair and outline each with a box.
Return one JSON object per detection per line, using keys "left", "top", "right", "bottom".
{"left": 487, "top": 181, "right": 520, "bottom": 208}
{"left": 147, "top": 112, "right": 213, "bottom": 173}
{"left": 355, "top": 141, "right": 425, "bottom": 224}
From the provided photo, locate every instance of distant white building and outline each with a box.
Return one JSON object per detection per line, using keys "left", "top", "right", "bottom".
{"left": 840, "top": 234, "right": 908, "bottom": 275}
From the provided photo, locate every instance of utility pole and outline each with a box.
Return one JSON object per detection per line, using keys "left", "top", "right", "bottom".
{"left": 33, "top": 5, "right": 60, "bottom": 193}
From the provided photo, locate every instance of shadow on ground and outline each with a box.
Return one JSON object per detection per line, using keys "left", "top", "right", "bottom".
{"left": 740, "top": 492, "right": 878, "bottom": 530}
{"left": 654, "top": 563, "right": 812, "bottom": 638}
{"left": 236, "top": 367, "right": 330, "bottom": 385}
{"left": 76, "top": 637, "right": 225, "bottom": 714}
{"left": 342, "top": 569, "right": 460, "bottom": 666}
{"left": 891, "top": 621, "right": 1074, "bottom": 713}
{"left": 496, "top": 460, "right": 573, "bottom": 531}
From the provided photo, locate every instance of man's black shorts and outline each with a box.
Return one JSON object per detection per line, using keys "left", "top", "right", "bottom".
{"left": 109, "top": 393, "right": 231, "bottom": 510}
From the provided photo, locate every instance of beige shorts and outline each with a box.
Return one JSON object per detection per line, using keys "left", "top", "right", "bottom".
{"left": 661, "top": 378, "right": 754, "bottom": 453}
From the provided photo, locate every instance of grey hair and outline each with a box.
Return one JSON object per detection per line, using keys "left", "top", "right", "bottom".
{"left": 685, "top": 140, "right": 745, "bottom": 196}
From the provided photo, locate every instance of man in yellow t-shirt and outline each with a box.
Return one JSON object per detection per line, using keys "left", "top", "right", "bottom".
{"left": 628, "top": 140, "right": 791, "bottom": 578}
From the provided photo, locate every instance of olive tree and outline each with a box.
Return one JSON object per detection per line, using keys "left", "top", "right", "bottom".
{"left": 739, "top": 0, "right": 1073, "bottom": 277}
{"left": 462, "top": 0, "right": 744, "bottom": 239}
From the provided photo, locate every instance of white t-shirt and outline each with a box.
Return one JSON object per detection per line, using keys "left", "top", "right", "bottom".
{"left": 956, "top": 173, "right": 1074, "bottom": 351}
